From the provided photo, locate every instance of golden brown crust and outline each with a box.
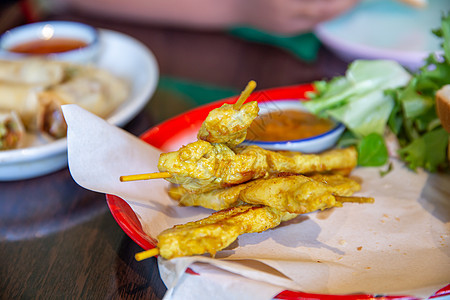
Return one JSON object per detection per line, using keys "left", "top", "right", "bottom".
{"left": 240, "top": 175, "right": 340, "bottom": 214}
{"left": 157, "top": 205, "right": 285, "bottom": 259}
{"left": 158, "top": 141, "right": 358, "bottom": 193}
{"left": 197, "top": 101, "right": 259, "bottom": 148}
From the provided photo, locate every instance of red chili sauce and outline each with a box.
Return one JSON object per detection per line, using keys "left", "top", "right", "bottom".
{"left": 9, "top": 38, "right": 88, "bottom": 54}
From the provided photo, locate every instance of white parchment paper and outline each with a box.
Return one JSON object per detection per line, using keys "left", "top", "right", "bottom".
{"left": 63, "top": 105, "right": 450, "bottom": 300}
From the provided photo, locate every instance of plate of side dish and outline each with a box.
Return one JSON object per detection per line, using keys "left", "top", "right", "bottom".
{"left": 103, "top": 84, "right": 450, "bottom": 300}
{"left": 0, "top": 29, "right": 159, "bottom": 181}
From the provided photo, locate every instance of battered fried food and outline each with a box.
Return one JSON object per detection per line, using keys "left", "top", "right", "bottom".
{"left": 197, "top": 80, "right": 258, "bottom": 148}
{"left": 158, "top": 140, "right": 247, "bottom": 192}
{"left": 198, "top": 101, "right": 259, "bottom": 148}
{"left": 0, "top": 110, "right": 25, "bottom": 150}
{"left": 240, "top": 175, "right": 373, "bottom": 214}
{"left": 259, "top": 146, "right": 357, "bottom": 176}
{"left": 0, "top": 58, "right": 64, "bottom": 86}
{"left": 157, "top": 205, "right": 291, "bottom": 259}
{"left": 176, "top": 173, "right": 361, "bottom": 211}
{"left": 158, "top": 141, "right": 357, "bottom": 193}
{"left": 308, "top": 173, "right": 361, "bottom": 196}
{"left": 167, "top": 185, "right": 187, "bottom": 201}
{"left": 178, "top": 182, "right": 248, "bottom": 210}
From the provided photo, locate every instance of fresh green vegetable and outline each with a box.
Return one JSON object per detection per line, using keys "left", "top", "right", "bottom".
{"left": 305, "top": 14, "right": 450, "bottom": 172}
{"left": 305, "top": 60, "right": 411, "bottom": 138}
{"left": 387, "top": 14, "right": 450, "bottom": 172}
{"left": 397, "top": 128, "right": 448, "bottom": 172}
{"left": 304, "top": 59, "right": 410, "bottom": 168}
{"left": 357, "top": 133, "right": 389, "bottom": 167}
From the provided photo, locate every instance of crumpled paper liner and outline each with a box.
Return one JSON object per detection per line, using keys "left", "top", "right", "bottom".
{"left": 63, "top": 104, "right": 450, "bottom": 300}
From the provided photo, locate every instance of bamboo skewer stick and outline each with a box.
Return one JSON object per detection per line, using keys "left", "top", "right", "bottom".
{"left": 120, "top": 172, "right": 172, "bottom": 182}
{"left": 233, "top": 80, "right": 257, "bottom": 110}
{"left": 135, "top": 248, "right": 160, "bottom": 261}
{"left": 121, "top": 81, "right": 257, "bottom": 183}
{"left": 335, "top": 195, "right": 374, "bottom": 204}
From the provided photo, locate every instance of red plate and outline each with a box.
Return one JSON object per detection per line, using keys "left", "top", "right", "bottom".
{"left": 105, "top": 84, "right": 450, "bottom": 300}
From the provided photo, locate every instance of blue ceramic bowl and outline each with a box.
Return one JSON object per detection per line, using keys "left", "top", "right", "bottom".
{"left": 242, "top": 100, "right": 345, "bottom": 153}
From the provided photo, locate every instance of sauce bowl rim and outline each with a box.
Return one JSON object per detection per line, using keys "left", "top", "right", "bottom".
{"left": 0, "top": 20, "right": 100, "bottom": 60}
{"left": 244, "top": 99, "right": 344, "bottom": 145}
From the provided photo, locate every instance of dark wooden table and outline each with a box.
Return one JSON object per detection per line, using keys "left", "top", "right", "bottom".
{"left": 0, "top": 11, "right": 349, "bottom": 299}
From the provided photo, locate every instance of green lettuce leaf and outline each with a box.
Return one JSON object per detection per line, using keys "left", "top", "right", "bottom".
{"left": 398, "top": 128, "right": 449, "bottom": 172}
{"left": 304, "top": 60, "right": 411, "bottom": 137}
{"left": 357, "top": 133, "right": 389, "bottom": 167}
{"left": 326, "top": 89, "right": 394, "bottom": 137}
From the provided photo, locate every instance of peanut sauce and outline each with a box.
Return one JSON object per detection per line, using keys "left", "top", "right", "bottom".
{"left": 9, "top": 38, "right": 88, "bottom": 54}
{"left": 246, "top": 109, "right": 334, "bottom": 142}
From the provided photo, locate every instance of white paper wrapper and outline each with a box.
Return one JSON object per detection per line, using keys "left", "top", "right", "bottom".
{"left": 63, "top": 104, "right": 450, "bottom": 300}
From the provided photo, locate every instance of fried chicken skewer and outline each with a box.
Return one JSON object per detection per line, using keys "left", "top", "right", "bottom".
{"left": 157, "top": 141, "right": 357, "bottom": 193}
{"left": 176, "top": 181, "right": 250, "bottom": 210}
{"left": 136, "top": 204, "right": 296, "bottom": 260}
{"left": 121, "top": 81, "right": 260, "bottom": 183}
{"left": 120, "top": 143, "right": 357, "bottom": 188}
{"left": 239, "top": 175, "right": 373, "bottom": 214}
{"left": 198, "top": 80, "right": 259, "bottom": 148}
{"left": 174, "top": 173, "right": 365, "bottom": 211}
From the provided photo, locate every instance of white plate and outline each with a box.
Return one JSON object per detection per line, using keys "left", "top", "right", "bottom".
{"left": 315, "top": 0, "right": 449, "bottom": 70}
{"left": 0, "top": 29, "right": 159, "bottom": 181}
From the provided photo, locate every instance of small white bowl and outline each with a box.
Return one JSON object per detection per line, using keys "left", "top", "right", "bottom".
{"left": 0, "top": 21, "right": 100, "bottom": 64}
{"left": 242, "top": 100, "right": 345, "bottom": 153}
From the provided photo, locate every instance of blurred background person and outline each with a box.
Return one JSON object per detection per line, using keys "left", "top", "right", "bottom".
{"left": 31, "top": 0, "right": 359, "bottom": 35}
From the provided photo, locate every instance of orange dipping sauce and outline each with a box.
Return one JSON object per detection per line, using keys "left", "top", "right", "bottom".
{"left": 9, "top": 38, "right": 88, "bottom": 54}
{"left": 247, "top": 109, "right": 334, "bottom": 142}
